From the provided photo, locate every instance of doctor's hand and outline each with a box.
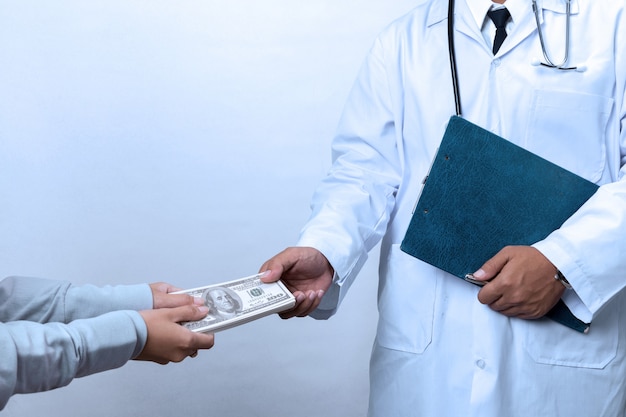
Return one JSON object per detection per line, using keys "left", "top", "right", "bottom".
{"left": 259, "top": 247, "right": 334, "bottom": 319}
{"left": 136, "top": 305, "right": 215, "bottom": 364}
{"left": 473, "top": 246, "right": 565, "bottom": 320}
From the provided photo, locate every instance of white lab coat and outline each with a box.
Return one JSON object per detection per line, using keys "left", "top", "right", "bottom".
{"left": 297, "top": 0, "right": 626, "bottom": 416}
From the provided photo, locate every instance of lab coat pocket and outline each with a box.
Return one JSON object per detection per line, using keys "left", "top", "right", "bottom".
{"left": 526, "top": 90, "right": 613, "bottom": 183}
{"left": 375, "top": 244, "right": 436, "bottom": 354}
{"left": 522, "top": 301, "right": 619, "bottom": 369}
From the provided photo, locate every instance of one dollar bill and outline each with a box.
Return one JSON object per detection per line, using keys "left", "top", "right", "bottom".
{"left": 174, "top": 273, "right": 295, "bottom": 333}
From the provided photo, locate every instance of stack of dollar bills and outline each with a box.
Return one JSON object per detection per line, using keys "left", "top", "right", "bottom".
{"left": 175, "top": 273, "right": 296, "bottom": 333}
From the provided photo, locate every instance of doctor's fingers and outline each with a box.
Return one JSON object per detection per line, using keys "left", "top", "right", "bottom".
{"left": 490, "top": 304, "right": 546, "bottom": 320}
{"left": 476, "top": 280, "right": 504, "bottom": 306}
{"left": 480, "top": 291, "right": 547, "bottom": 319}
{"left": 261, "top": 247, "right": 331, "bottom": 282}
{"left": 279, "top": 289, "right": 324, "bottom": 319}
{"left": 478, "top": 280, "right": 522, "bottom": 310}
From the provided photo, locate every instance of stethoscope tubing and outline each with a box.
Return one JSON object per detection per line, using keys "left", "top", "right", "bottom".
{"left": 532, "top": 0, "right": 577, "bottom": 70}
{"left": 448, "top": 0, "right": 462, "bottom": 116}
{"left": 446, "top": 0, "right": 580, "bottom": 111}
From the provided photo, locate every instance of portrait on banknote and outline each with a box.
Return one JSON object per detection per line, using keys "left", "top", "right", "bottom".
{"left": 203, "top": 286, "right": 243, "bottom": 322}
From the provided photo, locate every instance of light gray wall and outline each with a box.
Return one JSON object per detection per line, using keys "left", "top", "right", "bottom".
{"left": 0, "top": 1, "right": 418, "bottom": 416}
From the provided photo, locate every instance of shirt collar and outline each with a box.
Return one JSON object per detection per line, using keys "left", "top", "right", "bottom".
{"left": 464, "top": 0, "right": 527, "bottom": 30}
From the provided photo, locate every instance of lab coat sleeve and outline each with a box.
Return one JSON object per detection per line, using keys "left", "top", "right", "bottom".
{"left": 534, "top": 181, "right": 626, "bottom": 322}
{"left": 533, "top": 29, "right": 626, "bottom": 321}
{"left": 0, "top": 310, "right": 147, "bottom": 409}
{"left": 0, "top": 276, "right": 153, "bottom": 323}
{"left": 297, "top": 37, "right": 402, "bottom": 318}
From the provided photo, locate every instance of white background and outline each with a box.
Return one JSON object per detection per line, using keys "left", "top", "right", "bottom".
{"left": 0, "top": 1, "right": 418, "bottom": 416}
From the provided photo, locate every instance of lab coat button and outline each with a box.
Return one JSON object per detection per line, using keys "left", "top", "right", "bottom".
{"left": 493, "top": 59, "right": 501, "bottom": 67}
{"left": 476, "top": 359, "right": 486, "bottom": 369}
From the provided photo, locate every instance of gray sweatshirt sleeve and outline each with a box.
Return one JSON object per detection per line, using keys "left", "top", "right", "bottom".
{"left": 0, "top": 276, "right": 152, "bottom": 409}
{"left": 0, "top": 276, "right": 153, "bottom": 323}
{"left": 0, "top": 310, "right": 147, "bottom": 409}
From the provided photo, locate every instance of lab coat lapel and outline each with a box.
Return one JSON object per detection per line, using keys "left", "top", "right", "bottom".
{"left": 496, "top": 0, "right": 580, "bottom": 56}
{"left": 452, "top": 0, "right": 488, "bottom": 50}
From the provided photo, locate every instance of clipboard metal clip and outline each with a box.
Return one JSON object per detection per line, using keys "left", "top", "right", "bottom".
{"left": 412, "top": 147, "right": 439, "bottom": 214}
{"left": 464, "top": 274, "right": 488, "bottom": 287}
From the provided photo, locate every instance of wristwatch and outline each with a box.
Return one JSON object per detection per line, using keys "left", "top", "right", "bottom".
{"left": 554, "top": 270, "right": 572, "bottom": 289}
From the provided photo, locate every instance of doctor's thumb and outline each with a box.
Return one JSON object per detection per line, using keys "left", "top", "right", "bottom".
{"left": 472, "top": 251, "right": 509, "bottom": 283}
{"left": 259, "top": 261, "right": 285, "bottom": 283}
{"left": 258, "top": 269, "right": 280, "bottom": 283}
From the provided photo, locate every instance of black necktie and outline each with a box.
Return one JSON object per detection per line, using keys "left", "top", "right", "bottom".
{"left": 487, "top": 8, "right": 511, "bottom": 54}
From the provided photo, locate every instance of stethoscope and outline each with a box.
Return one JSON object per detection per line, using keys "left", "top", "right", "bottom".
{"left": 531, "top": 0, "right": 582, "bottom": 71}
{"left": 447, "top": 0, "right": 581, "bottom": 116}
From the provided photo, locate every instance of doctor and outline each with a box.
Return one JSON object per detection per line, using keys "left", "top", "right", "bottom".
{"left": 260, "top": 0, "right": 626, "bottom": 416}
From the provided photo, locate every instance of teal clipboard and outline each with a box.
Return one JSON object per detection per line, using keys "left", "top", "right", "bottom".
{"left": 400, "top": 116, "right": 597, "bottom": 333}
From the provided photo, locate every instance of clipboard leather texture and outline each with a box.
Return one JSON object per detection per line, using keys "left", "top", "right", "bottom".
{"left": 400, "top": 116, "right": 598, "bottom": 333}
